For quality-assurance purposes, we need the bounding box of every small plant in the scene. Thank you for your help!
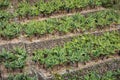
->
[0,48,27,70]
[0,22,21,39]
[8,74,37,80]
[0,11,11,21]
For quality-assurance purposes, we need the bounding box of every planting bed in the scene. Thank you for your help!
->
[0,30,120,80]
[0,0,120,80]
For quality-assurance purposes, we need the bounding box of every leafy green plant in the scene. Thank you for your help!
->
[0,11,11,21]
[0,0,9,8]
[0,48,27,70]
[8,74,37,80]
[16,1,31,17]
[0,22,21,39]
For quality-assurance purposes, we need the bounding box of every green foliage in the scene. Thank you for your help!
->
[81,70,120,80]
[16,1,31,17]
[0,21,21,39]
[8,74,37,80]
[0,48,27,70]
[15,0,115,17]
[87,10,120,27]
[101,0,120,8]
[0,0,9,8]
[1,0,119,20]
[108,0,120,10]
[33,31,120,68]
[0,11,11,21]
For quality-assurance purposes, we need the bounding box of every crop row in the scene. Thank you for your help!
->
[33,31,120,68]
[0,10,120,39]
[4,69,120,80]
[14,0,120,17]
[0,0,118,20]
[54,69,120,80]
[16,0,103,17]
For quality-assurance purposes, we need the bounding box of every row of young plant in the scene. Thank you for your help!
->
[24,10,120,37]
[0,10,120,39]
[6,69,120,80]
[0,48,27,70]
[16,0,103,17]
[33,31,120,68]
[16,0,119,17]
[0,0,118,20]
[54,69,120,80]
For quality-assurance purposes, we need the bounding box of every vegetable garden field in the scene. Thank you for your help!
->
[0,0,120,80]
